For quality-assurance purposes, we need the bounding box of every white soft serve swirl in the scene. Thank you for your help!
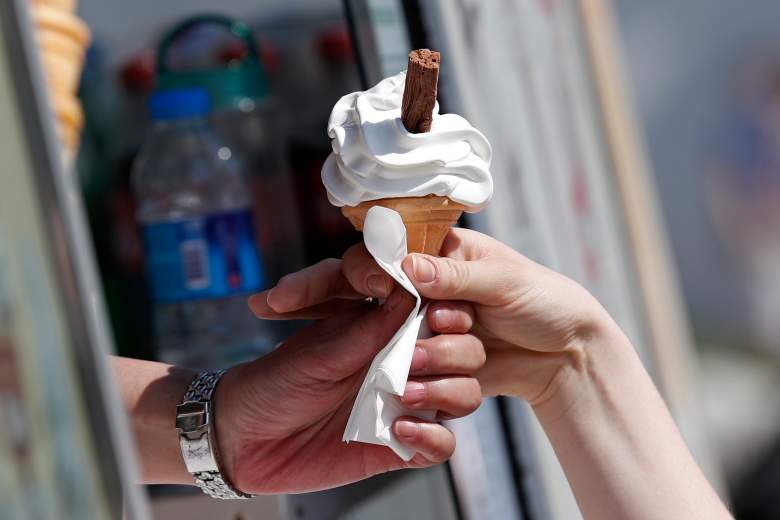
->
[321,71,493,210]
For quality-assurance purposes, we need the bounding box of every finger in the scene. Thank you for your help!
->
[425,301,475,333]
[439,227,489,261]
[410,334,485,376]
[401,376,482,419]
[265,258,363,313]
[394,418,455,465]
[248,290,277,317]
[342,243,395,298]
[249,292,373,320]
[401,252,524,306]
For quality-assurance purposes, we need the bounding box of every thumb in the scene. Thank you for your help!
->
[296,286,417,380]
[402,253,517,305]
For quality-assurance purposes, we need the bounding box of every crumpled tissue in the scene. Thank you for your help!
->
[342,206,435,461]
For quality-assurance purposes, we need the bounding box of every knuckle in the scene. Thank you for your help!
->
[298,278,313,308]
[274,273,304,308]
[474,340,487,370]
[408,453,431,469]
[343,242,365,260]
[343,246,375,290]
[324,259,344,282]
[437,256,456,283]
[436,337,456,371]
[319,257,341,270]
[493,261,526,305]
[445,302,475,332]
[343,244,369,270]
[431,335,484,373]
[448,299,470,316]
[276,272,295,289]
[455,378,482,413]
[442,258,470,296]
[326,265,350,296]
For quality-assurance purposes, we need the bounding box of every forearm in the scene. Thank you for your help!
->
[111,356,197,484]
[532,322,732,520]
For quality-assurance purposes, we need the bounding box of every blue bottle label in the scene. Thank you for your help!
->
[142,209,263,303]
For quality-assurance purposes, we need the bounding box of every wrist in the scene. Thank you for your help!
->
[530,315,634,426]
[113,357,197,484]
[212,363,249,492]
[524,316,730,519]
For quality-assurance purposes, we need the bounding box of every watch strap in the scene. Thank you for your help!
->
[177,370,253,499]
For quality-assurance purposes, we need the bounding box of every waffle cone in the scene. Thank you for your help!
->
[38,46,84,96]
[59,120,81,154]
[51,91,83,129]
[341,196,467,255]
[30,2,89,161]
[31,0,78,13]
[37,27,87,58]
[30,5,90,47]
[50,92,83,157]
[31,6,89,97]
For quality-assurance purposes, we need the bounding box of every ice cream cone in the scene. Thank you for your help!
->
[31,4,89,95]
[31,0,78,13]
[325,53,492,254]
[37,43,83,96]
[59,119,80,153]
[29,1,89,161]
[36,26,85,58]
[49,91,84,156]
[30,2,89,89]
[30,4,89,48]
[341,195,467,255]
[51,91,83,128]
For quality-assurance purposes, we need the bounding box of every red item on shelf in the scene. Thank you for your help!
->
[120,49,155,93]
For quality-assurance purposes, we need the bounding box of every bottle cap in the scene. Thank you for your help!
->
[149,87,210,120]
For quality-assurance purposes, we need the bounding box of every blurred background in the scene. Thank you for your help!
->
[2,0,780,518]
[614,2,780,517]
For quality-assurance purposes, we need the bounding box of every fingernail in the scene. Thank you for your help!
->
[395,421,419,440]
[403,382,426,405]
[366,274,391,297]
[410,347,428,372]
[432,308,453,330]
[412,255,437,283]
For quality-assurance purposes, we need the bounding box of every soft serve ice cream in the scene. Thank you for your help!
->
[322,71,493,210]
[323,48,493,256]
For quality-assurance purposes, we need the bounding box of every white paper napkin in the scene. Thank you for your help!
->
[342,206,436,461]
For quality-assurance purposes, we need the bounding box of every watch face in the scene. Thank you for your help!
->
[175,401,209,433]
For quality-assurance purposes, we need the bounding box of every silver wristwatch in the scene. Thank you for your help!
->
[176,370,253,499]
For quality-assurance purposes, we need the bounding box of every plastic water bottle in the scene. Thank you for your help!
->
[155,14,305,285]
[132,87,274,368]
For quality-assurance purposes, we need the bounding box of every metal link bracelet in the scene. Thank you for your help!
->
[176,370,254,499]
